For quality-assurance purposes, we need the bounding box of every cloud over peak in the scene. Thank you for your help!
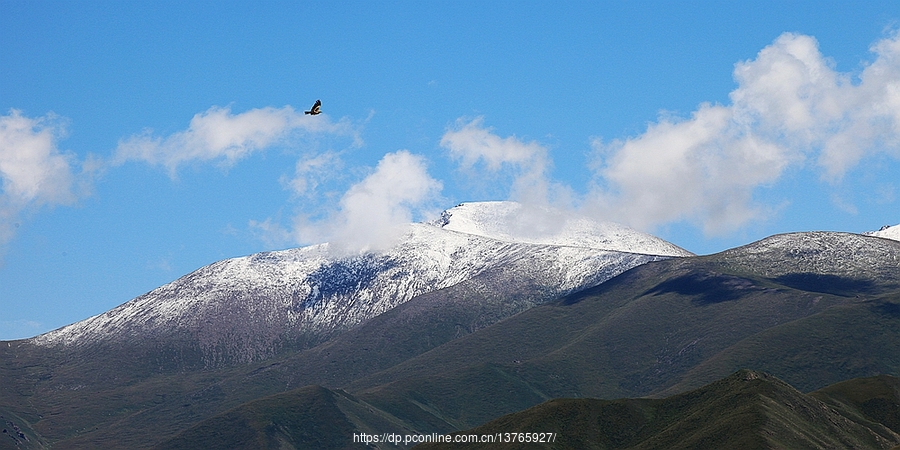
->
[441,117,547,171]
[288,150,443,255]
[441,117,570,208]
[329,150,442,253]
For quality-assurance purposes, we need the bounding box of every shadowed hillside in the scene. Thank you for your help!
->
[151,371,900,450]
[350,233,900,431]
[415,370,900,450]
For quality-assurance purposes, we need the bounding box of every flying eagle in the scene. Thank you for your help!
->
[304,99,322,115]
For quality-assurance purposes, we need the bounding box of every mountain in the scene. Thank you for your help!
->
[414,370,900,450]
[148,370,900,450]
[811,373,900,438]
[29,201,688,369]
[152,385,409,450]
[0,406,46,450]
[0,201,689,448]
[867,223,900,242]
[4,207,900,449]
[343,231,900,432]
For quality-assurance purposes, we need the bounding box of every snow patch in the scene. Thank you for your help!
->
[430,201,693,256]
[717,231,900,279]
[865,224,900,242]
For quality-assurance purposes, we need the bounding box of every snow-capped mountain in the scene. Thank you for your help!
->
[865,223,900,242]
[30,201,690,367]
[716,231,900,280]
[432,201,692,256]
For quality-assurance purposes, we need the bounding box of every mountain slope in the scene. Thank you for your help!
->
[0,201,688,448]
[15,249,676,449]
[153,385,411,450]
[29,202,684,370]
[0,406,46,450]
[415,370,900,450]
[867,223,900,242]
[811,374,900,437]
[150,371,900,450]
[346,232,900,431]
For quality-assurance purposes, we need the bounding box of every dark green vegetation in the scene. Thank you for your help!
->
[154,385,406,450]
[0,406,46,450]
[1,232,900,448]
[416,370,900,450]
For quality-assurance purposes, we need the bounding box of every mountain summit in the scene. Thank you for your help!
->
[866,223,900,242]
[433,201,692,256]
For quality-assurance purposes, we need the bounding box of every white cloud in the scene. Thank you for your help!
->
[589,31,900,234]
[248,216,295,249]
[329,150,442,253]
[441,117,546,170]
[589,103,791,234]
[0,110,90,248]
[875,183,895,204]
[114,105,358,176]
[830,192,859,215]
[112,103,444,254]
[280,150,442,255]
[281,151,343,198]
[441,117,571,208]
[729,31,900,181]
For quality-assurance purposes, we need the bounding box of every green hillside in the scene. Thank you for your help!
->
[154,385,423,450]
[415,370,900,450]
[350,233,900,430]
[0,406,46,450]
[150,371,900,450]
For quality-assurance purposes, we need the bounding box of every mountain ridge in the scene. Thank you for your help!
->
[3,204,900,449]
[413,370,900,450]
[29,202,684,369]
[432,201,692,256]
[338,231,900,434]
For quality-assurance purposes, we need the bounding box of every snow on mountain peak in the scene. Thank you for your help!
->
[28,201,692,364]
[430,201,693,257]
[865,223,900,241]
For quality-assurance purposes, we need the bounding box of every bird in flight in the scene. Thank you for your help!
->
[305,99,322,115]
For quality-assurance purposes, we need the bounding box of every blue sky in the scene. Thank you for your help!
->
[3,1,900,340]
